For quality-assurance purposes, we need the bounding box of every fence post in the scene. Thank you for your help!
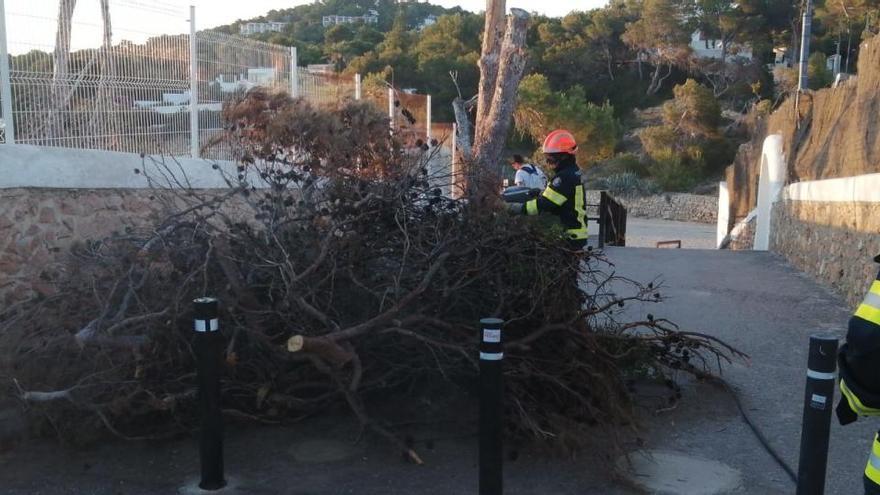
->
[598,191,607,249]
[426,94,432,141]
[798,0,813,92]
[387,87,395,130]
[290,46,299,98]
[479,318,504,495]
[194,297,226,491]
[796,334,838,495]
[188,5,199,159]
[354,73,361,100]
[451,123,458,199]
[0,0,15,144]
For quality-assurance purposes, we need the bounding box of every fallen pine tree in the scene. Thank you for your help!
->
[0,91,743,460]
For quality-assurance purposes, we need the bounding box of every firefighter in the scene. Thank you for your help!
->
[511,130,588,250]
[836,254,880,494]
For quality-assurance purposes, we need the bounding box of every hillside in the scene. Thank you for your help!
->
[726,33,880,222]
[211,0,462,37]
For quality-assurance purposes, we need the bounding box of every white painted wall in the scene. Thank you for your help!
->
[784,173,880,202]
[754,135,785,251]
[690,30,754,61]
[0,144,247,189]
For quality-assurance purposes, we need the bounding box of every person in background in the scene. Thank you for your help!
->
[511,154,547,190]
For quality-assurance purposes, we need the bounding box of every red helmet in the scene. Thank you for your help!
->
[542,129,578,155]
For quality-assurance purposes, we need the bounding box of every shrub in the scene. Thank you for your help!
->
[650,155,704,191]
[596,172,661,196]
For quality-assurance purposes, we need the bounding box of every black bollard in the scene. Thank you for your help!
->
[194,297,226,491]
[479,318,504,495]
[796,334,839,495]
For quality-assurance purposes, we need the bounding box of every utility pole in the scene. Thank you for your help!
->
[798,0,813,91]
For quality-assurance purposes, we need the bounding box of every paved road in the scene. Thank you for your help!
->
[606,247,874,494]
[624,217,717,249]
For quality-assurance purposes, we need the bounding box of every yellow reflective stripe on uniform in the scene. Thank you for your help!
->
[856,303,880,326]
[840,379,880,416]
[541,187,567,206]
[866,434,880,486]
[856,281,880,325]
[566,185,588,240]
[525,199,538,216]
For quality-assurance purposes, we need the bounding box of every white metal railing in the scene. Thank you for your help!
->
[2,0,192,154]
[0,1,432,160]
[196,30,293,160]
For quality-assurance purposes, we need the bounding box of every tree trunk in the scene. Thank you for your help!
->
[647,63,663,95]
[475,0,507,127]
[605,46,615,81]
[472,8,530,190]
[452,2,531,204]
[637,54,643,80]
[646,62,673,95]
[47,0,77,142]
[90,0,115,149]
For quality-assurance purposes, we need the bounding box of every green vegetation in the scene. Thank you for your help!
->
[595,172,662,196]
[807,52,835,89]
[516,74,620,167]
[211,0,879,190]
[639,79,737,191]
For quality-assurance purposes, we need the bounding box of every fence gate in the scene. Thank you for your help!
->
[598,191,627,248]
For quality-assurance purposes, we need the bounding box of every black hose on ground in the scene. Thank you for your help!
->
[713,377,799,484]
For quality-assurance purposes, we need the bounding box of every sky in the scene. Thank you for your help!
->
[4,1,606,54]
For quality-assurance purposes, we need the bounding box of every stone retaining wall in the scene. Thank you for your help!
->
[0,188,160,305]
[728,216,756,251]
[771,200,880,308]
[616,193,718,224]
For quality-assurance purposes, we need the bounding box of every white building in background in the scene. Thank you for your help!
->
[690,30,753,61]
[418,15,437,31]
[306,64,335,75]
[247,68,277,86]
[322,10,379,28]
[240,22,288,36]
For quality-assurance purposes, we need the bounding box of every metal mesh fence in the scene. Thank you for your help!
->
[296,67,356,108]
[4,0,192,154]
[197,31,292,160]
[0,1,435,163]
[395,91,428,147]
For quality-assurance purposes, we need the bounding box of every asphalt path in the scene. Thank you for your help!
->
[606,247,874,494]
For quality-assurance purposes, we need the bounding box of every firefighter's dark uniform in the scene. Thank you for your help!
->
[837,256,880,493]
[522,161,588,249]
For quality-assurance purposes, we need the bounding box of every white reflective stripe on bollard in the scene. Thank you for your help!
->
[807,369,836,380]
[194,319,220,333]
[480,352,503,361]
